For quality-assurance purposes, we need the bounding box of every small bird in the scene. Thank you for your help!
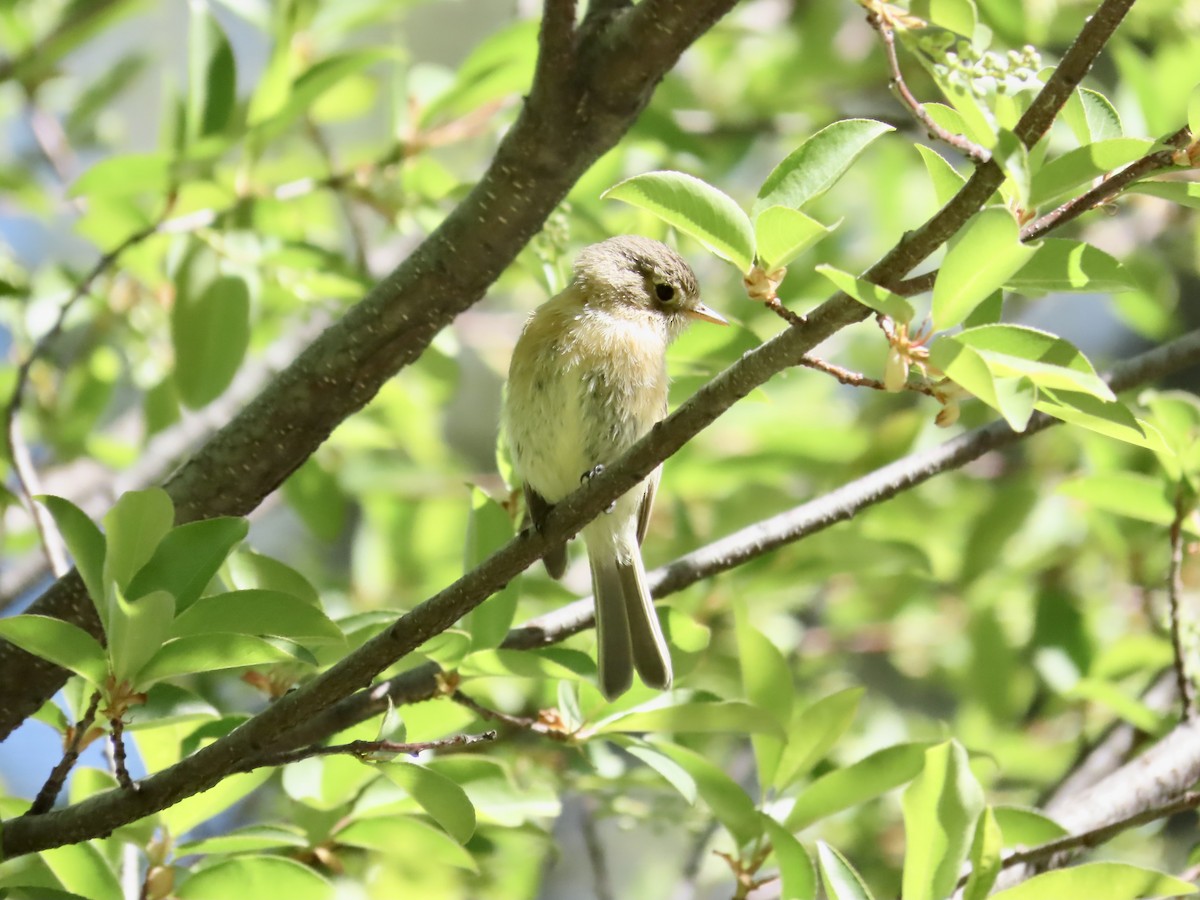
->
[503,236,727,699]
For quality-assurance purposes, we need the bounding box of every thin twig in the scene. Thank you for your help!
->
[110,716,134,790]
[1003,790,1200,870]
[1021,127,1192,242]
[799,354,938,397]
[451,690,575,741]
[889,129,1192,299]
[1168,484,1194,719]
[762,297,807,328]
[953,791,1200,892]
[27,691,101,815]
[869,12,991,164]
[245,730,498,770]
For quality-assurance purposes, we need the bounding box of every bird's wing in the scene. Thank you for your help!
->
[635,466,661,546]
[525,483,567,579]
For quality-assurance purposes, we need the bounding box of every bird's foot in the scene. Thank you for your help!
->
[580,464,616,513]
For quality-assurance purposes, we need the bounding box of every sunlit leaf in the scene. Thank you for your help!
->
[989,862,1196,899]
[932,208,1037,328]
[755,119,894,215]
[0,615,107,686]
[901,740,984,900]
[603,171,755,272]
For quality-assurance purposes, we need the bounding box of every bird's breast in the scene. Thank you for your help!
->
[506,306,669,502]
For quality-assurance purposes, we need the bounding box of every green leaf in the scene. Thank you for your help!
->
[1063,88,1123,144]
[250,48,395,142]
[952,325,1114,401]
[1059,473,1176,526]
[736,604,792,787]
[912,0,977,35]
[624,740,698,803]
[1036,390,1163,452]
[108,588,176,684]
[595,699,781,736]
[186,8,237,139]
[283,457,349,542]
[1069,678,1166,732]
[1030,138,1153,207]
[378,762,477,844]
[126,517,248,607]
[933,325,1117,430]
[69,152,173,199]
[773,687,865,791]
[989,862,1197,900]
[176,824,310,856]
[817,841,877,900]
[901,740,984,900]
[1131,181,1200,210]
[177,856,332,900]
[755,119,894,215]
[37,495,105,606]
[1143,390,1200,458]
[602,171,755,272]
[651,741,761,846]
[463,488,518,649]
[994,131,1032,209]
[754,206,833,270]
[103,488,175,594]
[227,550,320,605]
[173,275,252,409]
[929,339,1035,431]
[39,843,122,900]
[932,208,1037,328]
[334,815,477,872]
[1007,240,1133,293]
[135,633,304,687]
[786,742,930,831]
[169,589,343,646]
[764,816,817,900]
[161,767,273,838]
[915,144,967,207]
[1188,82,1200,146]
[964,807,1003,900]
[816,266,915,323]
[0,615,107,686]
[991,806,1068,846]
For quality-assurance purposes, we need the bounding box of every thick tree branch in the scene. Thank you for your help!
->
[0,0,740,739]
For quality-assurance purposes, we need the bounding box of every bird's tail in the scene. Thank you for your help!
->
[590,548,672,700]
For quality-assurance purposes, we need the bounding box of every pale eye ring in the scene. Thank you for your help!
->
[654,282,676,303]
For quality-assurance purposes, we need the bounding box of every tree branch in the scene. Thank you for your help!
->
[1168,485,1194,719]
[264,327,1200,759]
[0,0,740,740]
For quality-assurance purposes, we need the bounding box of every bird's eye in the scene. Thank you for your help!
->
[654,282,676,303]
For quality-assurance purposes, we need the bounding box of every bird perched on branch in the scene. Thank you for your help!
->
[504,235,727,698]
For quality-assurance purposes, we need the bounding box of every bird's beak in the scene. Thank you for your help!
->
[686,302,729,325]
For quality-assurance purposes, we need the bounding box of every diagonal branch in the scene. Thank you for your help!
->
[242,327,1200,763]
[0,0,741,740]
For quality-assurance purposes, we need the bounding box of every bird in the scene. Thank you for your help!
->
[503,235,727,699]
